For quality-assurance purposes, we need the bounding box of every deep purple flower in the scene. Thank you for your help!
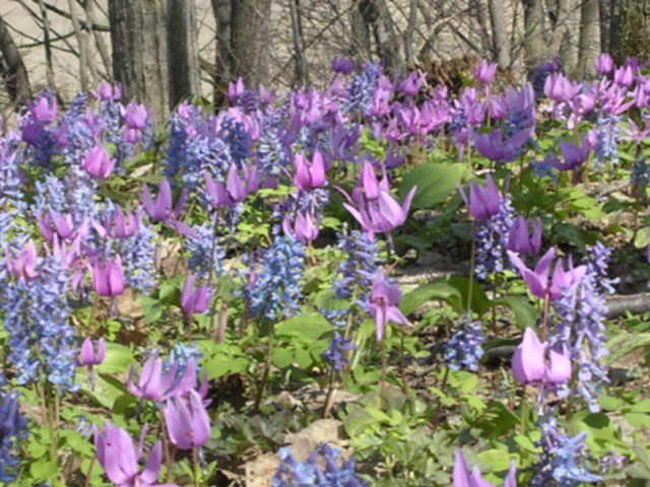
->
[399,70,426,96]
[6,240,39,281]
[163,389,211,450]
[507,216,542,255]
[142,179,186,223]
[77,337,106,366]
[37,211,77,242]
[340,162,416,236]
[30,96,58,124]
[613,65,634,87]
[124,103,148,130]
[508,248,586,301]
[472,129,530,162]
[475,60,498,84]
[283,213,319,244]
[461,174,501,221]
[104,205,140,239]
[544,73,580,102]
[332,56,355,75]
[368,269,409,341]
[94,82,122,101]
[454,449,517,487]
[94,422,178,487]
[294,151,327,191]
[558,139,589,170]
[595,54,614,75]
[205,164,259,208]
[127,354,197,402]
[82,144,115,179]
[228,77,245,102]
[91,257,126,297]
[512,328,572,386]
[181,274,211,316]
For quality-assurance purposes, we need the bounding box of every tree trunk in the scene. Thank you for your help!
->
[108,0,169,121]
[358,0,403,74]
[577,0,600,77]
[549,0,579,73]
[167,0,200,107]
[289,0,308,87]
[522,0,548,71]
[210,0,232,106]
[0,14,32,103]
[229,0,273,88]
[488,0,511,67]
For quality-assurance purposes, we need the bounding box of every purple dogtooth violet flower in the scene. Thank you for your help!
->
[340,162,417,236]
[103,205,141,239]
[460,173,501,221]
[94,422,179,487]
[142,178,187,223]
[82,144,116,179]
[77,337,106,366]
[544,73,581,103]
[398,70,426,96]
[163,389,211,450]
[613,65,634,87]
[454,449,517,487]
[512,328,572,386]
[595,53,615,75]
[6,240,39,281]
[124,102,148,130]
[294,151,327,191]
[38,210,77,242]
[507,216,542,256]
[331,56,355,74]
[94,82,122,101]
[472,129,530,163]
[181,274,211,316]
[283,213,319,244]
[92,256,126,297]
[127,353,197,402]
[30,96,58,124]
[508,248,587,301]
[228,77,246,102]
[205,164,259,208]
[368,268,410,341]
[558,139,590,170]
[475,59,498,84]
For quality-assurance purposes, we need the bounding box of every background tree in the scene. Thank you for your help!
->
[0,14,31,104]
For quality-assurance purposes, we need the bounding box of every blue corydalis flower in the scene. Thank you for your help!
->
[0,391,29,483]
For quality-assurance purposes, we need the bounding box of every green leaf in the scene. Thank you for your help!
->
[96,343,135,375]
[400,163,465,208]
[492,296,538,329]
[275,313,331,341]
[30,458,59,481]
[634,227,650,249]
[271,348,293,369]
[401,282,461,315]
[605,332,650,365]
[477,449,511,472]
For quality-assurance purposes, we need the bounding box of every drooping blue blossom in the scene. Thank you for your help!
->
[247,234,306,321]
[529,60,562,99]
[186,224,225,278]
[320,308,348,329]
[533,415,601,487]
[344,62,382,116]
[333,228,380,300]
[574,243,617,412]
[593,114,621,167]
[219,116,252,165]
[323,332,355,372]
[475,196,514,280]
[0,134,26,246]
[167,342,203,377]
[2,251,78,390]
[444,316,485,371]
[0,391,29,483]
[58,92,95,167]
[257,108,291,177]
[120,222,157,294]
[272,443,367,487]
[631,158,650,187]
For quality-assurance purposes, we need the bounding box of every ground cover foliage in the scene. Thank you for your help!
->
[0,55,649,486]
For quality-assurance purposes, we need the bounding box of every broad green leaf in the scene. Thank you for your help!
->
[400,163,465,208]
[493,296,538,329]
[275,313,331,341]
[605,332,650,365]
[96,343,134,374]
[401,282,461,315]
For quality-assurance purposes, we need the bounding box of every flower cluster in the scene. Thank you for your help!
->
[444,316,485,372]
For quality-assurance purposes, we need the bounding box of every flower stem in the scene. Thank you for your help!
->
[193,448,201,487]
[254,323,274,411]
